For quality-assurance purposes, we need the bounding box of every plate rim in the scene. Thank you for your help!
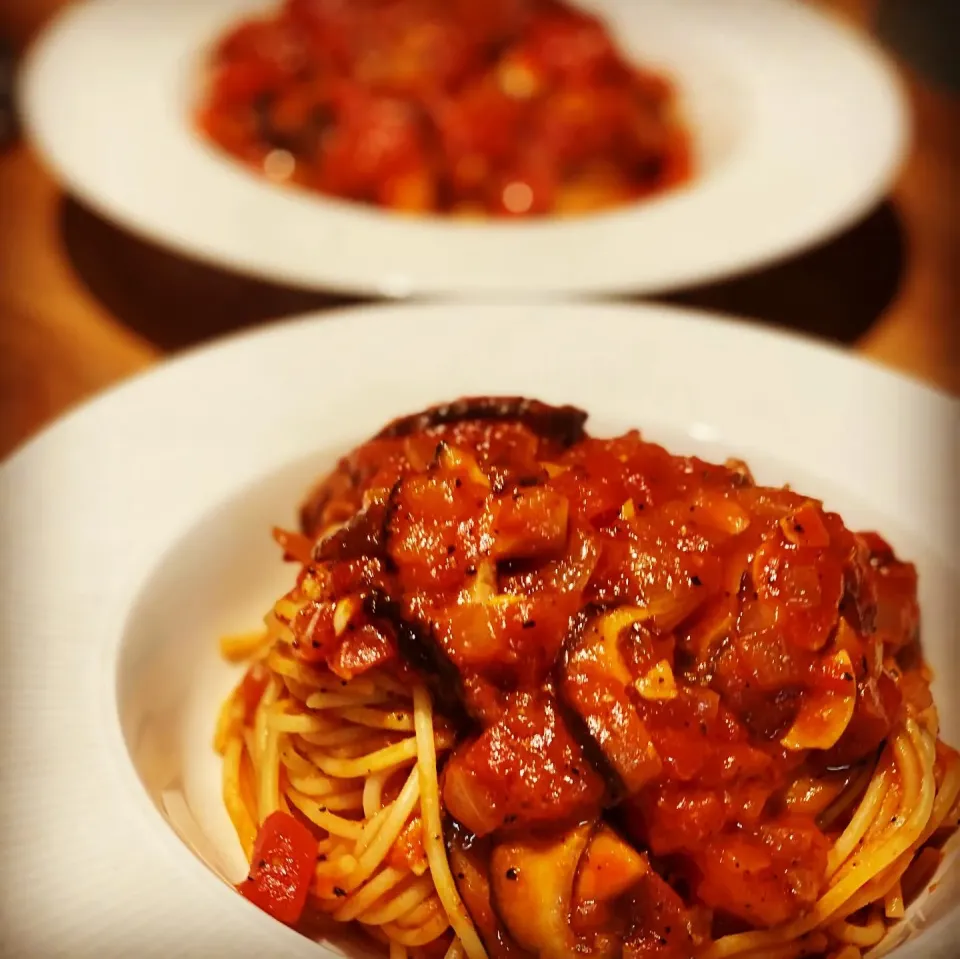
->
[3,298,954,471]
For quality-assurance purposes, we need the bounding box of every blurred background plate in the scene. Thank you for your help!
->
[19,0,908,297]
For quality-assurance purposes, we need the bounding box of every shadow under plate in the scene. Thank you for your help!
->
[59,197,905,353]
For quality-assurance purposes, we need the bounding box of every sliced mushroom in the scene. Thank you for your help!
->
[572,825,649,928]
[557,608,662,800]
[376,397,588,449]
[446,822,536,959]
[489,823,617,959]
[781,649,857,751]
[486,487,570,562]
[362,588,469,726]
[314,497,391,562]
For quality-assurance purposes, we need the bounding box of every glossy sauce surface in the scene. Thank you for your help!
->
[271,399,934,956]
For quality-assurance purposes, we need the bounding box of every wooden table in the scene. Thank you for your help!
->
[1,0,956,459]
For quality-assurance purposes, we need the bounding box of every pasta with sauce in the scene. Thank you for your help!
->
[215,397,959,959]
[196,0,691,217]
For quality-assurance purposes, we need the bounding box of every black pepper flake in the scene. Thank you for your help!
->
[794,523,805,534]
[890,816,898,824]
[571,766,580,776]
[466,565,477,576]
[841,672,854,682]
[690,575,703,587]
[861,655,868,671]
[454,478,462,488]
[664,926,672,935]
[258,859,267,869]
[637,503,645,510]
[503,814,518,824]
[292,639,300,648]
[318,806,327,812]
[333,887,347,897]
[317,853,327,862]
[505,868,520,881]
[656,936,667,946]
[447,544,456,555]
[311,639,320,648]
[522,620,536,629]
[456,872,465,880]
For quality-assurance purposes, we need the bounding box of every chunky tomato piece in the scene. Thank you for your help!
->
[318,92,427,199]
[588,513,723,626]
[442,692,605,835]
[290,599,337,662]
[693,816,828,928]
[387,471,488,593]
[752,534,844,651]
[432,591,575,688]
[328,624,396,678]
[239,811,318,925]
[486,487,570,560]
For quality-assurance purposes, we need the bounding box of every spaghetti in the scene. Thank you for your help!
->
[215,397,959,959]
[215,631,484,959]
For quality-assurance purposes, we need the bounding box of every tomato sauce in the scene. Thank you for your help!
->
[196,0,691,217]
[264,397,943,957]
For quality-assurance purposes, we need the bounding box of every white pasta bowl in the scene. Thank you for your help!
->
[0,301,956,957]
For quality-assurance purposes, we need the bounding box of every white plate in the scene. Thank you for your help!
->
[1,301,957,958]
[20,0,907,297]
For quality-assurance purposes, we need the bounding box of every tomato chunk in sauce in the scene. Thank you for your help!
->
[239,811,318,925]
